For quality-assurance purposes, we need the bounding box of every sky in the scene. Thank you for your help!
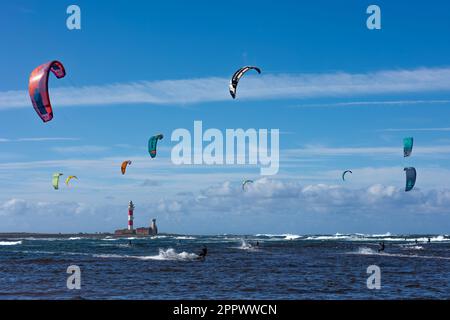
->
[1,0,450,235]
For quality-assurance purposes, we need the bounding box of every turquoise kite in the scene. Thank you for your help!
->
[148,134,164,158]
[403,137,414,157]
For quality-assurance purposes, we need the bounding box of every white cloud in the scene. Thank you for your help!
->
[0,198,93,217]
[2,179,450,234]
[0,137,79,143]
[51,145,110,154]
[155,179,450,217]
[17,137,80,142]
[0,199,30,216]
[3,67,450,109]
[380,127,450,132]
[286,145,450,157]
[294,100,450,108]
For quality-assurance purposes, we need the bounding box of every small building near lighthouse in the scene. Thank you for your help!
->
[114,201,158,237]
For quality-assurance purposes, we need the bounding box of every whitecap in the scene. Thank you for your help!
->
[0,241,22,246]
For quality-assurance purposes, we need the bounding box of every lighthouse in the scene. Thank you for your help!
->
[128,200,135,231]
[115,201,159,236]
[150,218,158,236]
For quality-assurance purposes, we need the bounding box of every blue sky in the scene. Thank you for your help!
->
[1,0,450,234]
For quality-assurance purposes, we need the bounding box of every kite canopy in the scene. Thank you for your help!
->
[28,61,66,122]
[52,173,63,190]
[404,167,416,192]
[229,66,261,99]
[242,179,254,191]
[65,175,78,186]
[148,134,164,158]
[403,137,414,157]
[342,170,352,181]
[121,160,132,175]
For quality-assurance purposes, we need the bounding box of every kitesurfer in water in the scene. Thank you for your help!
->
[255,241,260,247]
[378,241,385,252]
[198,246,208,260]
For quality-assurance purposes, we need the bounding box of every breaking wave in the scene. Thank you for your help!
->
[101,237,118,241]
[255,233,301,240]
[356,247,378,255]
[302,234,449,243]
[236,239,258,251]
[350,247,450,260]
[94,248,199,261]
[0,241,22,246]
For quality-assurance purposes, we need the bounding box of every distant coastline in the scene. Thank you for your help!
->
[0,232,113,239]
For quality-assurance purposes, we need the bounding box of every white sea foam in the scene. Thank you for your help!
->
[255,233,301,240]
[301,233,449,243]
[284,234,301,240]
[371,232,392,237]
[150,235,168,239]
[174,236,196,240]
[305,235,352,241]
[415,235,447,242]
[94,248,199,261]
[235,240,261,251]
[0,241,22,246]
[356,247,378,255]
[139,248,199,261]
[239,240,253,250]
[94,253,125,259]
[350,247,450,260]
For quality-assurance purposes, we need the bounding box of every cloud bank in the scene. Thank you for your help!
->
[2,179,450,233]
[2,67,450,109]
[154,179,450,216]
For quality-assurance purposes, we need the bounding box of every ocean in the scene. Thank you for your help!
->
[0,233,449,300]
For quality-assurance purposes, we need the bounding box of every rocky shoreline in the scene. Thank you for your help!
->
[0,232,113,239]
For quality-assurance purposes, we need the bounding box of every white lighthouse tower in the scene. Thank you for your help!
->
[128,200,135,232]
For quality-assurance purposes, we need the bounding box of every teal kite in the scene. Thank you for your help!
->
[403,137,414,157]
[404,167,416,192]
[148,134,164,158]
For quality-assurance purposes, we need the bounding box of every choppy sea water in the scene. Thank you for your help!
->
[0,233,449,299]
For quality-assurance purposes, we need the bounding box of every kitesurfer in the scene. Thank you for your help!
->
[198,246,208,260]
[378,241,385,252]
